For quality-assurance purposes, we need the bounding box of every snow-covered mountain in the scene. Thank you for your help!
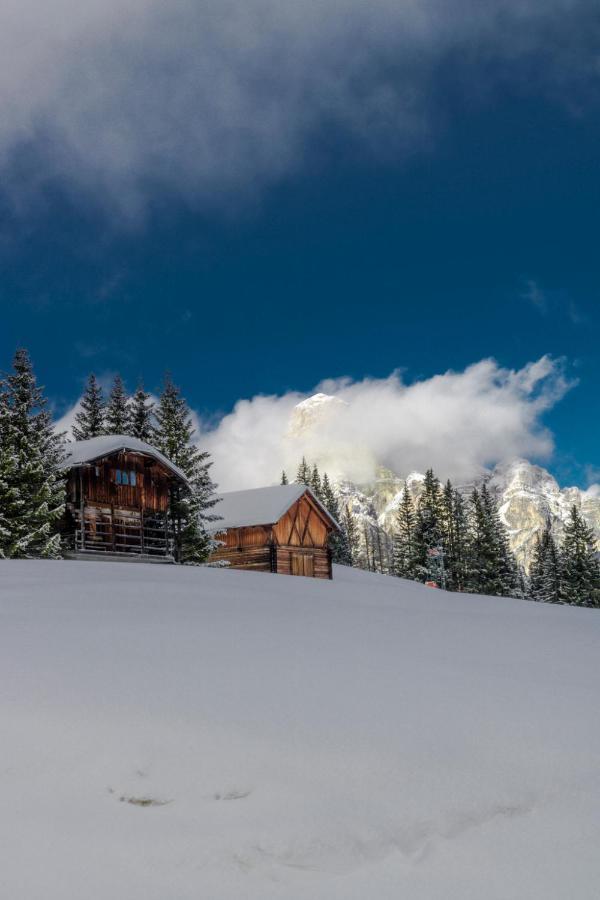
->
[289,394,600,571]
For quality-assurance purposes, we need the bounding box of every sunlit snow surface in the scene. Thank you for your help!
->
[1,561,599,899]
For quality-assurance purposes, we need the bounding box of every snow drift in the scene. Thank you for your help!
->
[0,560,598,899]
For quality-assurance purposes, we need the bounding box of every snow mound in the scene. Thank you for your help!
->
[1,560,599,899]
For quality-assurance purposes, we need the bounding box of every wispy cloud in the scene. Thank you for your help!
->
[521,279,548,314]
[521,278,586,325]
[0,1,598,220]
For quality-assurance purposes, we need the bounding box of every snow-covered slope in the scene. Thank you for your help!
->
[1,560,599,899]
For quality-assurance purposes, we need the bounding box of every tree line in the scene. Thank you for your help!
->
[286,459,600,607]
[0,350,218,562]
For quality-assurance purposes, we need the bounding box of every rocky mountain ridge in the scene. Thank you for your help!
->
[288,394,600,571]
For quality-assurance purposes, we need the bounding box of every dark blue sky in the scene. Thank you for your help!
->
[0,28,599,487]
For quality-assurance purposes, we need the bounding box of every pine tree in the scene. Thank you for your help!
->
[560,505,600,607]
[321,472,352,565]
[0,349,65,558]
[465,485,517,597]
[530,521,561,604]
[0,382,18,557]
[439,480,456,589]
[280,470,288,485]
[481,484,518,596]
[72,374,105,440]
[105,374,130,435]
[154,375,219,563]
[415,469,443,582]
[392,488,420,580]
[129,382,155,442]
[295,457,311,485]
[465,487,492,594]
[310,464,323,500]
[340,503,360,566]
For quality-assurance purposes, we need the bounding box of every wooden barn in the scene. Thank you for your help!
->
[209,484,340,578]
[61,435,189,560]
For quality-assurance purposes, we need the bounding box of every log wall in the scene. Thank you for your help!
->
[67,451,171,513]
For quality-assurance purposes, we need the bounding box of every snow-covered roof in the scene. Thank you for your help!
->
[212,484,339,533]
[61,435,189,484]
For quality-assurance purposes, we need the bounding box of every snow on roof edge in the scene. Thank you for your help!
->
[60,435,189,485]
[211,484,340,533]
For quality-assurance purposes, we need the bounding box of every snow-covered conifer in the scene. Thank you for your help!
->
[0,349,65,558]
[129,382,155,442]
[310,464,323,500]
[392,488,420,580]
[530,521,561,603]
[321,472,352,565]
[72,374,105,440]
[105,375,130,435]
[280,470,288,485]
[154,375,219,563]
[295,457,311,485]
[340,503,360,567]
[560,505,600,607]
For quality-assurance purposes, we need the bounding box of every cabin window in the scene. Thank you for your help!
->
[114,468,137,486]
[95,466,100,477]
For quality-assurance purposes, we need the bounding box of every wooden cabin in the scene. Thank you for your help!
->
[61,435,189,560]
[209,484,340,578]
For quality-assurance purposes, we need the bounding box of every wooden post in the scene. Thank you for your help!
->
[78,469,85,551]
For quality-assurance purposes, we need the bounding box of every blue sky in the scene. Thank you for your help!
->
[0,0,598,488]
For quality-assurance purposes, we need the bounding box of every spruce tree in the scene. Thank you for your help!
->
[448,488,468,591]
[105,374,130,435]
[466,485,517,597]
[295,457,311,485]
[465,487,492,594]
[560,505,600,607]
[154,375,219,563]
[321,472,352,565]
[0,349,65,558]
[415,469,443,581]
[439,480,457,590]
[529,523,561,604]
[310,464,323,500]
[0,382,18,557]
[339,503,360,566]
[481,484,518,596]
[129,382,155,442]
[280,470,288,485]
[72,374,105,440]
[393,488,420,580]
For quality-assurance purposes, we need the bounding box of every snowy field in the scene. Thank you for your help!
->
[1,560,599,900]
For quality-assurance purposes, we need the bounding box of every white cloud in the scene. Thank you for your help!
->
[0,0,597,218]
[54,356,573,488]
[199,356,572,489]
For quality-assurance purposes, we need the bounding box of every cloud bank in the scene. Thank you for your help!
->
[2,0,599,217]
[201,356,572,489]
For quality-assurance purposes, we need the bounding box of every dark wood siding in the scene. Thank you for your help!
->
[64,450,180,557]
[66,451,171,512]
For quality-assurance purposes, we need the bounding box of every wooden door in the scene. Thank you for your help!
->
[291,553,315,577]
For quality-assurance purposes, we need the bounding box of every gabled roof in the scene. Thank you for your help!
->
[212,484,340,533]
[61,435,189,484]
